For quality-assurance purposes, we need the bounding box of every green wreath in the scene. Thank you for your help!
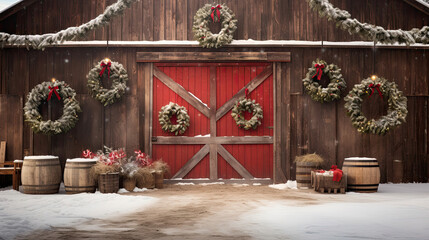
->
[87,59,128,106]
[158,102,190,135]
[231,98,263,130]
[192,3,237,48]
[302,59,347,103]
[24,80,81,135]
[344,76,408,136]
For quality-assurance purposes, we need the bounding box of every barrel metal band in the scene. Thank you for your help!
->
[344,160,378,162]
[342,165,379,167]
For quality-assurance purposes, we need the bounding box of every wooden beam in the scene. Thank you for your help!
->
[217,145,253,180]
[153,136,273,145]
[209,66,218,180]
[172,144,210,179]
[403,0,429,16]
[216,65,273,121]
[0,0,38,22]
[143,63,153,155]
[137,52,291,62]
[153,66,211,118]
[273,63,288,183]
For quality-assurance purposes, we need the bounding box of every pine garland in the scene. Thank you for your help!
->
[87,59,128,106]
[24,81,81,135]
[344,76,408,136]
[307,0,429,45]
[0,0,138,50]
[231,98,263,130]
[158,102,190,135]
[302,59,346,103]
[192,3,238,48]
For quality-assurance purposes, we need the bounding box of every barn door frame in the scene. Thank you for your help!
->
[137,51,290,183]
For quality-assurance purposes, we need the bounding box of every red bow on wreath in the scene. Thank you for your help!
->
[99,61,111,79]
[47,86,61,101]
[211,5,222,22]
[312,64,325,81]
[368,83,383,98]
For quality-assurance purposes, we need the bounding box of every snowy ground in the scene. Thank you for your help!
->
[0,185,157,240]
[1,182,428,239]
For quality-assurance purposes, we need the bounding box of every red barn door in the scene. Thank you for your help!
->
[152,63,273,181]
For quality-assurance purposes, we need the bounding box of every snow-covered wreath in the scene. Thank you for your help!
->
[344,76,408,136]
[24,81,81,135]
[231,98,263,130]
[192,3,237,48]
[302,59,347,103]
[87,59,128,106]
[158,102,190,135]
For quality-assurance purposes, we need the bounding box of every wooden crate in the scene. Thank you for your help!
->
[311,171,347,194]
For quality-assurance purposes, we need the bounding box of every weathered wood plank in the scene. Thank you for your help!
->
[153,136,273,145]
[274,63,288,183]
[137,52,291,62]
[217,145,253,179]
[209,66,217,180]
[172,144,210,179]
[143,63,153,155]
[216,65,273,121]
[153,66,211,118]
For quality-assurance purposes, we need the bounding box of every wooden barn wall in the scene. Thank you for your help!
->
[0,47,428,184]
[0,0,427,42]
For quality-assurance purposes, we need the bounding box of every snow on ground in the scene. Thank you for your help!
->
[1,183,429,239]
[269,180,298,190]
[235,183,429,240]
[0,185,157,240]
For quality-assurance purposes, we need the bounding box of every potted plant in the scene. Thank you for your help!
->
[133,151,170,189]
[294,153,324,189]
[120,159,139,192]
[88,146,124,193]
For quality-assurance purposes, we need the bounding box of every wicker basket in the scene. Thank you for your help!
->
[136,170,155,189]
[98,173,119,193]
[123,177,136,192]
[155,170,164,189]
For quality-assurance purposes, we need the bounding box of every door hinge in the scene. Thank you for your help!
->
[152,137,157,142]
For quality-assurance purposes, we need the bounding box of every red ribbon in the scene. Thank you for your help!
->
[99,61,111,78]
[245,88,249,97]
[211,5,222,22]
[47,86,61,101]
[369,83,383,98]
[330,165,343,182]
[312,64,325,81]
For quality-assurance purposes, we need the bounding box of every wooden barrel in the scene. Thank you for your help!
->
[296,162,319,189]
[64,158,97,194]
[392,160,403,183]
[21,156,62,194]
[343,157,380,193]
[98,173,119,193]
